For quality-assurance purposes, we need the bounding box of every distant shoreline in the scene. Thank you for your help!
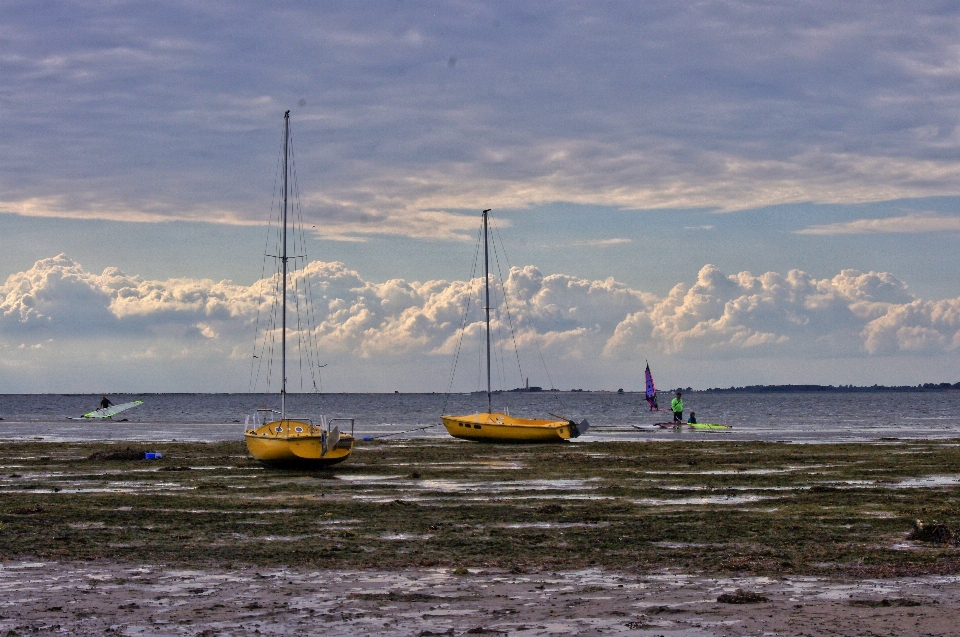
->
[700,382,960,393]
[2,383,960,395]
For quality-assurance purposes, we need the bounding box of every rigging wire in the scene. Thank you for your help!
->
[493,304,509,395]
[289,133,306,388]
[265,257,282,391]
[440,220,484,416]
[258,180,285,393]
[293,271,305,392]
[249,132,285,393]
[289,125,326,394]
[286,132,308,393]
[488,287,507,397]
[249,115,332,399]
[491,216,567,416]
[361,422,443,441]
[266,165,286,394]
[443,211,559,417]
[492,220,556,391]
[489,223,525,388]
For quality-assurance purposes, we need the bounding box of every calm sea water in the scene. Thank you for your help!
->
[0,391,958,444]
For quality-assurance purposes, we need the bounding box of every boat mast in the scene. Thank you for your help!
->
[281,110,290,420]
[483,209,492,414]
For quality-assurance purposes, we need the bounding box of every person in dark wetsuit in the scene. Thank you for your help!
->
[687,412,697,424]
[99,396,113,410]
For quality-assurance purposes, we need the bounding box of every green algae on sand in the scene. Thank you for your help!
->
[1,439,960,577]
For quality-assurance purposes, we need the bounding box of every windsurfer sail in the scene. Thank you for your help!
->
[645,361,659,411]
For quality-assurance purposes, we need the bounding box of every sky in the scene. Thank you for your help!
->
[3,1,960,392]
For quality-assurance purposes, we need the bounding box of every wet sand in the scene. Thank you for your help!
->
[2,561,959,636]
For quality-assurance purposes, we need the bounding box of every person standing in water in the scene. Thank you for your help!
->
[99,396,113,410]
[671,391,684,423]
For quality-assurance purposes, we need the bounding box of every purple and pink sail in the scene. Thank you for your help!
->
[645,362,659,410]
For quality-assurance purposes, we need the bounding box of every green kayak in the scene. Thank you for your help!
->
[688,422,731,430]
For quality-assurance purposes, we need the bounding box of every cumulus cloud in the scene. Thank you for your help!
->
[4,255,960,390]
[795,212,960,235]
[3,3,960,239]
[0,254,256,340]
[603,266,923,359]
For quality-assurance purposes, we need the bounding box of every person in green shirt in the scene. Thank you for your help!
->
[671,391,684,423]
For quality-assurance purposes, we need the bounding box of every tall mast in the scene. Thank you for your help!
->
[281,110,290,420]
[483,209,492,414]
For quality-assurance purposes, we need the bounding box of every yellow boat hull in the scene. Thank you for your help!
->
[441,412,579,443]
[244,419,354,467]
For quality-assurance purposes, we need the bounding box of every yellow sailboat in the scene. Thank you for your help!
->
[441,412,585,443]
[440,210,589,443]
[245,410,354,466]
[244,110,354,467]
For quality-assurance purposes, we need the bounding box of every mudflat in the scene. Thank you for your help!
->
[3,561,960,636]
[2,438,960,634]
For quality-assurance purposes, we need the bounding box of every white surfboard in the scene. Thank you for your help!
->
[68,400,144,420]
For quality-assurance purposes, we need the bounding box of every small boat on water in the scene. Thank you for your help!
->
[243,111,355,467]
[440,209,588,443]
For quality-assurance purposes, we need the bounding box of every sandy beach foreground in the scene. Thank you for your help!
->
[2,561,959,636]
[2,438,960,634]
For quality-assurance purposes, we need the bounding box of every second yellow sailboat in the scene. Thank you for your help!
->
[440,210,589,443]
[441,412,585,443]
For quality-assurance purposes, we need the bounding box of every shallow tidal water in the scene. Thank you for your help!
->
[0,390,957,443]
